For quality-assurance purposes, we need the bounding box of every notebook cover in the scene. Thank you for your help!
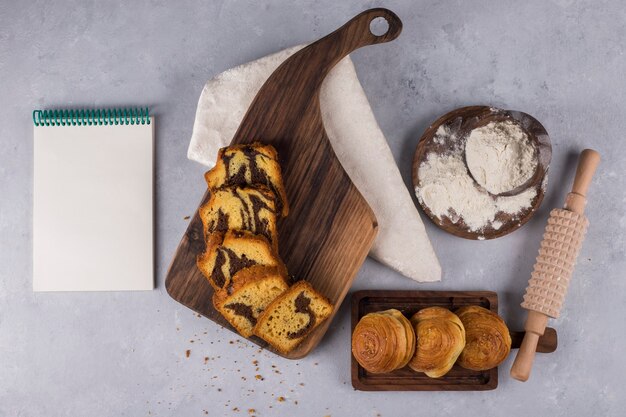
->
[33,112,154,291]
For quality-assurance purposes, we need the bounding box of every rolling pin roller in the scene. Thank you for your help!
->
[510,149,600,382]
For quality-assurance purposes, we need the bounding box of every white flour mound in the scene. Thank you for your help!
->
[465,121,537,195]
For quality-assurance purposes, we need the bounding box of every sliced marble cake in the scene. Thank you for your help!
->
[204,142,289,217]
[213,265,289,337]
[196,230,286,293]
[199,185,279,251]
[253,281,333,354]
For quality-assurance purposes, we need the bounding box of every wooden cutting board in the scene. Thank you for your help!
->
[351,291,557,391]
[165,9,403,359]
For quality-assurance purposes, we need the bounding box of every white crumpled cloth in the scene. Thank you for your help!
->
[188,45,441,283]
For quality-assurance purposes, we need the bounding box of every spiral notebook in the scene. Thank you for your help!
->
[33,108,154,291]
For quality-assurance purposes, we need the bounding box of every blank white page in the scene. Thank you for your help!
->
[33,119,154,291]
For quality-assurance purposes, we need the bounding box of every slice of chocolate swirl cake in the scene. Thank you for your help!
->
[197,230,286,292]
[204,142,289,217]
[197,142,335,352]
[253,281,333,354]
[213,265,289,338]
[199,185,279,251]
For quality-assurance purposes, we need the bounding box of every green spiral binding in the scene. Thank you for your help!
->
[32,108,150,127]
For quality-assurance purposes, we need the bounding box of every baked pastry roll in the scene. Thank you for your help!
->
[351,309,416,373]
[455,306,511,371]
[196,230,286,292]
[408,307,465,378]
[253,281,333,354]
[199,185,279,250]
[204,142,289,217]
[213,265,289,338]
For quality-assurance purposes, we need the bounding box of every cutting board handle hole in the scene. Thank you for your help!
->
[369,16,389,37]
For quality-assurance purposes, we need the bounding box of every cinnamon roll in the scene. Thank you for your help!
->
[455,306,511,371]
[408,307,465,378]
[352,309,416,373]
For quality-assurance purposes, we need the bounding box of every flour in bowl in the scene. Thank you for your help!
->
[465,121,537,195]
[415,121,538,233]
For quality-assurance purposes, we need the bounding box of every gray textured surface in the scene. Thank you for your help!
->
[1,0,624,415]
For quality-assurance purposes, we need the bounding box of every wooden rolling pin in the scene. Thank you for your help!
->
[510,149,600,382]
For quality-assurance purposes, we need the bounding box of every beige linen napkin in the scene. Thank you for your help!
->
[188,45,441,282]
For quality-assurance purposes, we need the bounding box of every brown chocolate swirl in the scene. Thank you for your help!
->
[287,292,316,340]
[210,247,256,290]
[224,302,257,326]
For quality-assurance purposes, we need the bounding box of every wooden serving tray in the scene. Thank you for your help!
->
[351,291,557,391]
[165,9,403,359]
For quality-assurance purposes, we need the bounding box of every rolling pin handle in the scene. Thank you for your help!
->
[565,149,600,214]
[510,311,549,382]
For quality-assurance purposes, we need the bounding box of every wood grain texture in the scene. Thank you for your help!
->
[511,327,557,354]
[412,106,552,240]
[350,290,557,391]
[165,9,403,359]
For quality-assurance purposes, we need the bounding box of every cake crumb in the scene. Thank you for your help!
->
[277,396,286,402]
[184,215,190,220]
[248,409,255,414]
[255,375,264,380]
[185,350,191,358]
